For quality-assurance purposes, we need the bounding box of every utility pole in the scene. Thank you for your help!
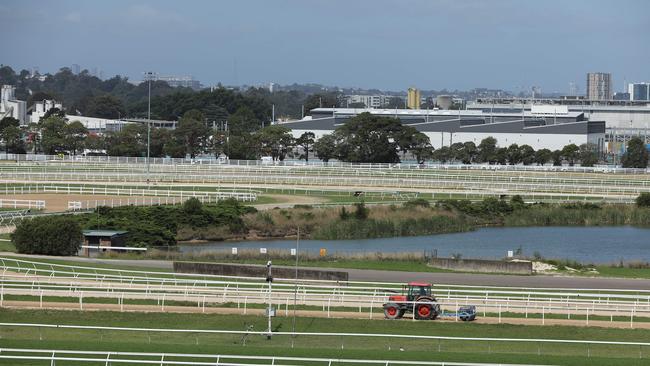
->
[266,260,273,340]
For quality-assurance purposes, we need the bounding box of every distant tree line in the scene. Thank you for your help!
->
[0,66,344,121]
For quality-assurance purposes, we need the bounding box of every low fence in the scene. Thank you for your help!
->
[0,199,45,210]
[428,258,533,275]
[0,324,648,361]
[0,347,555,366]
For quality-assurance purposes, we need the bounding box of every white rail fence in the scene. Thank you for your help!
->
[3,257,650,303]
[0,281,647,327]
[0,185,257,202]
[2,259,650,324]
[67,195,250,211]
[1,152,648,174]
[0,199,45,209]
[0,348,555,366]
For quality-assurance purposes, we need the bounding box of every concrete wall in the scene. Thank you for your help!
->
[174,261,349,282]
[428,258,532,275]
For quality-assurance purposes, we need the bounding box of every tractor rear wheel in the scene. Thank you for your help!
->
[384,303,402,319]
[415,303,434,320]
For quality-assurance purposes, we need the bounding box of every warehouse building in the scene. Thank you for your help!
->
[282,107,606,152]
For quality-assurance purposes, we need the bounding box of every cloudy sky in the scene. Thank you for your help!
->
[1,0,648,93]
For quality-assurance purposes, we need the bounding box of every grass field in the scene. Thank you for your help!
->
[0,309,648,365]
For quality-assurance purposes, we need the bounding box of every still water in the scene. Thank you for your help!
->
[179,226,650,264]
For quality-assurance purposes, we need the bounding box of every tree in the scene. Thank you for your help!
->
[494,147,508,165]
[519,145,535,165]
[227,107,261,134]
[208,130,227,158]
[255,125,294,161]
[304,93,341,114]
[621,137,649,168]
[63,120,88,155]
[149,127,172,158]
[105,124,146,157]
[551,150,563,166]
[407,133,434,163]
[450,142,466,163]
[579,143,599,167]
[431,146,452,163]
[561,144,580,166]
[314,134,336,162]
[332,113,415,163]
[296,131,315,162]
[0,116,19,132]
[84,133,105,152]
[225,133,258,160]
[477,137,497,164]
[174,110,210,158]
[86,95,126,119]
[41,107,66,121]
[506,144,522,165]
[40,116,67,154]
[462,141,478,164]
[12,216,83,256]
[534,148,552,166]
[0,125,25,153]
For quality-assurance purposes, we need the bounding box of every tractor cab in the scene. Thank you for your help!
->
[406,282,432,301]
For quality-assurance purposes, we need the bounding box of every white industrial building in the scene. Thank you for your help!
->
[30,99,63,123]
[0,85,27,124]
[467,98,650,129]
[282,107,606,152]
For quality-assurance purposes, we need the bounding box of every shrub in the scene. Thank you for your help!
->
[183,197,203,214]
[403,198,430,208]
[510,195,525,208]
[339,207,350,220]
[636,193,650,207]
[12,215,83,255]
[354,202,369,220]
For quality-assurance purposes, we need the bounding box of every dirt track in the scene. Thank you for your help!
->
[0,194,157,212]
[2,301,646,329]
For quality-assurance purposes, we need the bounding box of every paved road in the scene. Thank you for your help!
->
[4,254,650,290]
[336,268,650,290]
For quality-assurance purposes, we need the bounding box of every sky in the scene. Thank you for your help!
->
[0,0,648,93]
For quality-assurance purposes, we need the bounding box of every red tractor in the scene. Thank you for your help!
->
[383,282,441,320]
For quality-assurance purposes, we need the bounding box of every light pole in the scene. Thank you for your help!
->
[292,227,299,338]
[145,71,154,182]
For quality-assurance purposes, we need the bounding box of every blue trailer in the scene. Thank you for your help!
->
[440,305,477,321]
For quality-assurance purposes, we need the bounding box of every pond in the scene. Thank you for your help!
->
[179,226,650,264]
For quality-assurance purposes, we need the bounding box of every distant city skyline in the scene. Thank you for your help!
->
[1,0,648,93]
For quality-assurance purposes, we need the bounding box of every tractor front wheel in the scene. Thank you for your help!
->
[384,303,402,319]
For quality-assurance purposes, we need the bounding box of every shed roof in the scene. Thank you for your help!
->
[83,230,128,237]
